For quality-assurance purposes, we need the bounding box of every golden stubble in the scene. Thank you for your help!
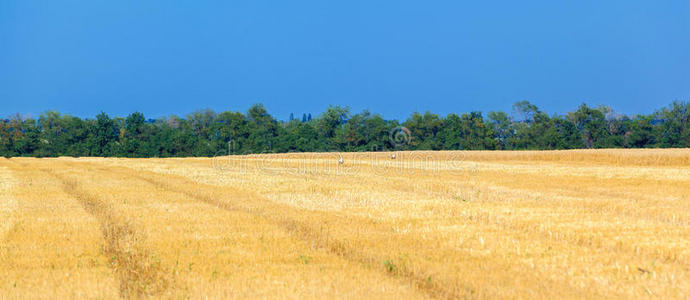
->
[0,160,119,299]
[0,165,18,242]
[1,149,689,299]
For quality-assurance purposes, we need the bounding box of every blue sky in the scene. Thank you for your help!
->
[1,1,688,120]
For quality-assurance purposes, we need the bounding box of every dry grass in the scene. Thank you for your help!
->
[0,166,18,252]
[0,160,119,298]
[1,149,689,299]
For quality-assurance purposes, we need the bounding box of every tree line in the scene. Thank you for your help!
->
[1,101,688,158]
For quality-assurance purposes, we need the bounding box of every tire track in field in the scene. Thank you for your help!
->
[92,160,690,298]
[98,165,463,300]
[39,166,170,298]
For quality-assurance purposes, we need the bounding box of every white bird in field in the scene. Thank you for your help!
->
[338,156,344,164]
[391,153,397,160]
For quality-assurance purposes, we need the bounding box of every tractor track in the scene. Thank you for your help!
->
[38,164,170,298]
[89,163,466,300]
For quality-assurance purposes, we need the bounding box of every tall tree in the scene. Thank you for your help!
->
[568,103,610,148]
[88,112,119,156]
[403,111,442,150]
[628,115,656,148]
[656,101,689,147]
[487,111,513,149]
[246,104,280,152]
[316,106,349,150]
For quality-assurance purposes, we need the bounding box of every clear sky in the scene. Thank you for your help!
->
[1,1,688,120]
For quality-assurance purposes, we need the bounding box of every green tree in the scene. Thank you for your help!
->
[120,112,147,157]
[568,103,610,148]
[656,101,689,147]
[512,100,539,123]
[13,116,41,156]
[627,115,656,148]
[88,112,119,156]
[487,111,512,149]
[403,111,442,150]
[246,104,280,153]
[214,111,249,154]
[316,106,349,150]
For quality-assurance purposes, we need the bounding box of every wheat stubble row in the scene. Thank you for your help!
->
[84,149,690,299]
[0,160,119,298]
[0,158,426,298]
[1,149,688,299]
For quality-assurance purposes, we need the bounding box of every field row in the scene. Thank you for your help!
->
[1,149,688,298]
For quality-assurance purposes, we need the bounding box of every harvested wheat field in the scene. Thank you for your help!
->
[0,149,689,299]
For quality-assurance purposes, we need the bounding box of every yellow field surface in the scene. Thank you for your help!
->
[0,149,688,299]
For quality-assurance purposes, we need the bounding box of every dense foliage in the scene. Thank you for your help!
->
[1,101,688,157]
